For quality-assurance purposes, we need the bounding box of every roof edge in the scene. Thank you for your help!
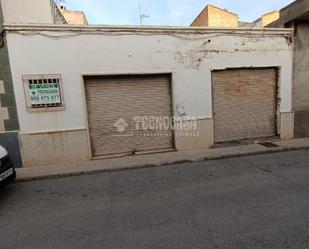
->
[278,0,309,25]
[207,4,239,17]
[190,5,209,26]
[3,23,293,35]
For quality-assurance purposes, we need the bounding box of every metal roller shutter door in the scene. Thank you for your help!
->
[85,74,174,157]
[212,68,277,143]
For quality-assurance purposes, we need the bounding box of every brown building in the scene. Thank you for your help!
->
[269,0,309,138]
[191,4,278,29]
[59,5,88,25]
[252,11,280,28]
[191,4,238,28]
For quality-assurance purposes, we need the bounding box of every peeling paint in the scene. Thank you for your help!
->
[175,104,186,117]
[5,28,293,133]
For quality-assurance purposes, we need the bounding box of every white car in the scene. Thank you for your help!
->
[0,145,16,186]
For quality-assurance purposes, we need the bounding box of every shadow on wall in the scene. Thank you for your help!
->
[0,132,22,168]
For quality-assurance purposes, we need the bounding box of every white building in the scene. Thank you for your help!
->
[0,0,66,24]
[3,24,294,167]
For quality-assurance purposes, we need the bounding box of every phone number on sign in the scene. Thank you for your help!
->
[30,95,60,103]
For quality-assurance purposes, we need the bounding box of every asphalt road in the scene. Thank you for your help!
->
[1,150,309,249]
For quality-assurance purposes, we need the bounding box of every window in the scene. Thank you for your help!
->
[23,75,64,112]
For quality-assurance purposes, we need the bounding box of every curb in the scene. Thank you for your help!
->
[14,145,309,183]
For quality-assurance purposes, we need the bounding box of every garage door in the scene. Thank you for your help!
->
[212,68,277,143]
[85,74,174,157]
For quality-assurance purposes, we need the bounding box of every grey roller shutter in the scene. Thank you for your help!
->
[85,74,174,157]
[212,68,277,142]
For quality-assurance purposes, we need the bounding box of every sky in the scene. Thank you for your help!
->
[59,0,295,26]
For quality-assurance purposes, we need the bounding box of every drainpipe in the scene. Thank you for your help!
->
[0,29,5,48]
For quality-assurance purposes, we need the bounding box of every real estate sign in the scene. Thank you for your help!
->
[28,83,61,105]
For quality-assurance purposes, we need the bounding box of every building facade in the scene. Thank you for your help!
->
[59,5,88,25]
[3,24,294,167]
[0,1,22,167]
[191,5,238,28]
[0,0,66,24]
[269,0,309,138]
[0,0,85,167]
[0,0,295,168]
[252,11,280,28]
[191,4,279,29]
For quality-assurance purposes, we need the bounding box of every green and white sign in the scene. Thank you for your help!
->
[28,83,61,105]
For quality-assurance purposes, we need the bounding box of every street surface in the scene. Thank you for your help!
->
[1,150,309,249]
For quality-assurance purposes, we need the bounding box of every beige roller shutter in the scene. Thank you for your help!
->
[212,68,277,143]
[85,74,174,158]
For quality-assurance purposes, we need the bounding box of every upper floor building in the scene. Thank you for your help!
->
[59,5,88,25]
[0,0,66,24]
[191,4,279,29]
[0,0,87,25]
[191,4,238,28]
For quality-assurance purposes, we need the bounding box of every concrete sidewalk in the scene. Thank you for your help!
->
[16,137,309,182]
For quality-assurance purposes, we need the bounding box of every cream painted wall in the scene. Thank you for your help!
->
[1,0,54,24]
[5,26,293,135]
